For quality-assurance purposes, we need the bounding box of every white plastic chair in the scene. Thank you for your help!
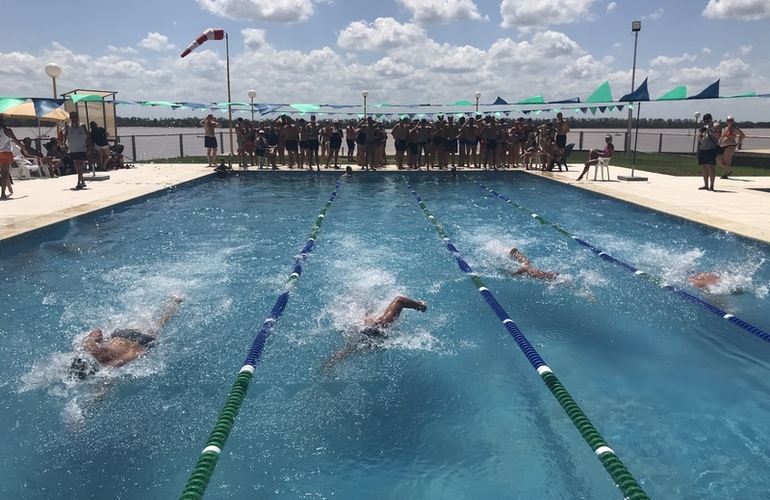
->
[593,157,611,181]
[10,161,31,180]
[13,156,45,179]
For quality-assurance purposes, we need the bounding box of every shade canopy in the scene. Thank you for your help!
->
[0,100,69,122]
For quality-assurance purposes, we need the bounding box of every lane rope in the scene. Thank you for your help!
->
[471,178,770,344]
[404,176,650,500]
[180,179,343,500]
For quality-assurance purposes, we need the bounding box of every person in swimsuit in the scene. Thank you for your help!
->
[717,116,745,179]
[324,296,427,371]
[68,295,183,380]
[576,135,614,181]
[688,272,720,290]
[506,248,559,280]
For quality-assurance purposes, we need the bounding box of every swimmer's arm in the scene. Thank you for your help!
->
[84,329,105,357]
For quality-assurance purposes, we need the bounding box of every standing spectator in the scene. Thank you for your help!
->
[345,121,356,163]
[275,115,300,169]
[265,123,280,168]
[306,115,321,171]
[696,113,720,191]
[391,117,410,170]
[444,115,459,169]
[254,130,269,169]
[717,115,745,179]
[0,114,25,199]
[89,121,110,170]
[234,118,248,169]
[555,112,570,154]
[325,119,343,169]
[65,111,91,190]
[200,114,221,167]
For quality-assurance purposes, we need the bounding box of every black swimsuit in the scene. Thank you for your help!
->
[112,328,156,348]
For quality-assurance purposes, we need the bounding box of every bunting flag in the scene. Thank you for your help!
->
[657,86,687,101]
[180,28,225,58]
[619,77,650,102]
[586,81,613,103]
[687,80,720,100]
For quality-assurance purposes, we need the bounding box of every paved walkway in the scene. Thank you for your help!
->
[2,162,770,244]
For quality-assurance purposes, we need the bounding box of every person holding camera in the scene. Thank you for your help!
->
[697,113,721,191]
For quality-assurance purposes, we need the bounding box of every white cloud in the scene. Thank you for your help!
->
[669,58,753,85]
[139,32,176,51]
[197,0,315,23]
[337,18,427,51]
[242,28,268,50]
[606,2,616,12]
[702,47,712,54]
[642,8,664,20]
[650,53,697,66]
[500,0,597,28]
[396,0,484,24]
[703,0,770,20]
[739,45,753,55]
[108,45,139,54]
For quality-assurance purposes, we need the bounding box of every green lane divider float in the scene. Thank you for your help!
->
[180,179,343,500]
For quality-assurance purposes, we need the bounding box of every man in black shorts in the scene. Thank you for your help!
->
[68,295,183,380]
[324,296,427,371]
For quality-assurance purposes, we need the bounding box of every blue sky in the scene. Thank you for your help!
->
[1,0,769,120]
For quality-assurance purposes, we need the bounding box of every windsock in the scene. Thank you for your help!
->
[180,28,225,58]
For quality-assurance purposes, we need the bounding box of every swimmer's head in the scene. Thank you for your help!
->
[67,356,98,381]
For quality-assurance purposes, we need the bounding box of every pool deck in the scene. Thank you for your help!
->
[2,161,770,244]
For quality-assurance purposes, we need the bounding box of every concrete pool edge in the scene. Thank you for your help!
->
[2,162,769,245]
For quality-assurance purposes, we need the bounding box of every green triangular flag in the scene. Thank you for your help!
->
[656,86,687,101]
[586,82,612,103]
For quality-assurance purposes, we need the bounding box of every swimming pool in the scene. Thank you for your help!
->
[2,172,769,499]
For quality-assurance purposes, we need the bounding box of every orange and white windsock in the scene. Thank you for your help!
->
[180,28,226,58]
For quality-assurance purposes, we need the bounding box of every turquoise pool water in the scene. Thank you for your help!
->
[2,172,770,499]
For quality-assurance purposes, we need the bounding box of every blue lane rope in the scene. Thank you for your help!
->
[473,179,770,344]
[181,179,342,500]
[403,177,649,500]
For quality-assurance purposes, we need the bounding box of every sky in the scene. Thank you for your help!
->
[1,0,769,121]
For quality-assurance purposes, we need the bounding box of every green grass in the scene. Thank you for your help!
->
[149,152,770,176]
[569,151,770,176]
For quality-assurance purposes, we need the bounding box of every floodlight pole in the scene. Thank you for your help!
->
[45,63,61,98]
[474,91,481,114]
[692,111,701,153]
[248,89,256,127]
[362,90,368,119]
[225,32,234,168]
[625,21,641,157]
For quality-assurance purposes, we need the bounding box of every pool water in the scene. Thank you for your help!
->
[2,172,770,499]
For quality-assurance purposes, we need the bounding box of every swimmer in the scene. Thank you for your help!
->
[688,272,721,290]
[324,296,427,371]
[68,295,183,380]
[507,247,559,280]
[506,247,595,300]
[343,165,353,177]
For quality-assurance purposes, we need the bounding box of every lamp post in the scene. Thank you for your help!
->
[362,90,368,118]
[45,63,61,98]
[474,91,481,114]
[248,89,256,127]
[625,20,641,157]
[692,111,701,153]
